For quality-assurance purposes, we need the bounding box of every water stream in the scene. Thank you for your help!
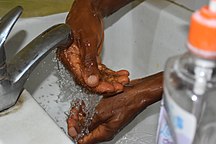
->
[53,55,102,141]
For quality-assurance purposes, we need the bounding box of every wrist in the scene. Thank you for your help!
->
[91,0,134,17]
[90,0,103,17]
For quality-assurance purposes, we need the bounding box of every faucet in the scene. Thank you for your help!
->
[0,6,73,112]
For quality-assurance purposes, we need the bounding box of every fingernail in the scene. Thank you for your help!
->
[87,75,99,87]
[68,127,77,137]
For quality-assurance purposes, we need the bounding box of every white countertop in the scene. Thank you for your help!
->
[0,90,73,144]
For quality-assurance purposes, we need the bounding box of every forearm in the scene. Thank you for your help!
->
[91,0,135,17]
[125,72,163,111]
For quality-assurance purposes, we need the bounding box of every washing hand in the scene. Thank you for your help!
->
[67,72,163,144]
[57,0,132,94]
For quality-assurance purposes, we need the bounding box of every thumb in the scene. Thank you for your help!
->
[79,124,114,144]
[81,48,100,88]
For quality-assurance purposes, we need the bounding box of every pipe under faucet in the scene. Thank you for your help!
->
[0,6,73,112]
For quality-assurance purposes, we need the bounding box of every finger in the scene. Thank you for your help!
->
[57,45,83,83]
[88,111,108,132]
[78,125,113,144]
[116,75,130,85]
[103,67,115,74]
[68,102,86,138]
[94,81,114,93]
[113,82,124,92]
[68,116,80,139]
[70,107,79,120]
[68,124,78,138]
[87,112,102,132]
[81,47,100,88]
[116,70,129,76]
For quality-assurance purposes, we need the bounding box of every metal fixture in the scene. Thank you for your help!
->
[0,6,73,111]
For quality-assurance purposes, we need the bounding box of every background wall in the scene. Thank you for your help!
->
[0,0,210,17]
[171,0,209,11]
[0,0,73,17]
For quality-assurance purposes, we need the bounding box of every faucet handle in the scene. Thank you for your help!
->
[0,6,23,78]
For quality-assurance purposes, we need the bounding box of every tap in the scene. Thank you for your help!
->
[0,6,73,112]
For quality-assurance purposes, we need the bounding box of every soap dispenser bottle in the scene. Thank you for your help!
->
[156,0,216,144]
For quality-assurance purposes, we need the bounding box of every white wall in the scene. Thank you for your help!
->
[172,0,209,10]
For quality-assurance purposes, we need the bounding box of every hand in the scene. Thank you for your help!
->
[57,0,129,94]
[67,72,163,144]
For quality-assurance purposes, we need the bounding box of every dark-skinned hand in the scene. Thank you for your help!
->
[57,0,135,94]
[68,72,163,144]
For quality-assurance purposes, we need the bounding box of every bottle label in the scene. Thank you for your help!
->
[157,92,197,144]
[157,99,175,144]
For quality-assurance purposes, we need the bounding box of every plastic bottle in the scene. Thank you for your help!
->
[156,0,216,144]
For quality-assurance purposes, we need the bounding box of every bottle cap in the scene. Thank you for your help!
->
[188,0,216,59]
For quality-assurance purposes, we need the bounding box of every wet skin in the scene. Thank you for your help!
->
[68,72,163,144]
[57,0,164,143]
[57,0,135,94]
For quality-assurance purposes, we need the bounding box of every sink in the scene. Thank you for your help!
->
[0,90,71,144]
[1,0,192,143]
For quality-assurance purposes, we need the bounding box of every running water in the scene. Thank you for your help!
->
[30,51,154,144]
[53,53,102,142]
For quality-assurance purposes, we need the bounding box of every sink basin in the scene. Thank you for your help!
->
[2,0,192,143]
[0,90,71,144]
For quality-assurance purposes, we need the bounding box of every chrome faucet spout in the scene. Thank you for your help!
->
[0,6,23,78]
[0,7,73,112]
[7,24,72,84]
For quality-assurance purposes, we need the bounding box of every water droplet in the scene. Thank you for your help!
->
[53,59,102,138]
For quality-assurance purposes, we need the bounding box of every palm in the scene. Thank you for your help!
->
[57,0,129,95]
